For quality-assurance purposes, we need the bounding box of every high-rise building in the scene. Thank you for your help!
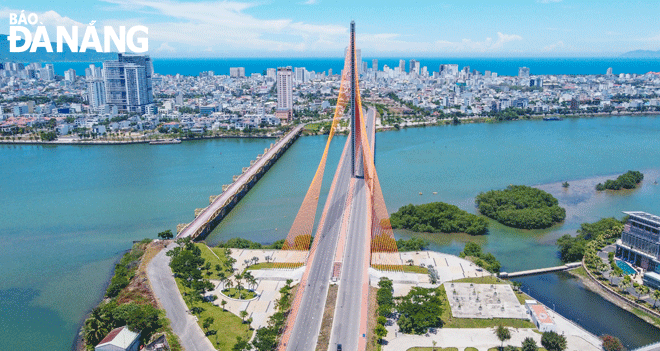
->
[40,64,54,81]
[372,59,378,71]
[399,60,405,74]
[266,68,276,80]
[85,64,103,79]
[276,66,293,122]
[440,64,459,76]
[617,212,660,277]
[409,59,420,75]
[606,67,613,76]
[295,67,307,83]
[103,54,154,113]
[64,69,76,82]
[519,67,530,77]
[87,78,106,109]
[230,67,246,78]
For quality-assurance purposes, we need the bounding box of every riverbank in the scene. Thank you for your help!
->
[569,265,660,329]
[0,133,281,145]
[74,239,182,351]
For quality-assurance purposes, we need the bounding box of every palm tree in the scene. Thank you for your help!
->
[653,290,660,308]
[244,271,256,290]
[240,310,248,323]
[221,300,227,311]
[432,340,437,351]
[235,273,244,298]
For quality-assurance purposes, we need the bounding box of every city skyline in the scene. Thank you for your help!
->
[1,0,660,58]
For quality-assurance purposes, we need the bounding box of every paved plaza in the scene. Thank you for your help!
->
[445,282,528,319]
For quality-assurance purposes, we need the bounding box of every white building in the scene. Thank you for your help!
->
[276,66,293,121]
[525,300,556,332]
[230,67,245,78]
[64,69,77,82]
[103,54,154,113]
[95,326,140,351]
[88,79,106,109]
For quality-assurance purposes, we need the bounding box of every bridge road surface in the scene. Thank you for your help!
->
[285,128,354,350]
[177,124,304,240]
[329,108,376,351]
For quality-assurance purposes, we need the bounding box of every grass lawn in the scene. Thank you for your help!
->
[222,288,256,300]
[373,264,429,274]
[195,243,234,279]
[246,262,304,271]
[569,266,588,278]
[175,277,252,350]
[465,348,478,351]
[437,285,536,329]
[451,276,504,285]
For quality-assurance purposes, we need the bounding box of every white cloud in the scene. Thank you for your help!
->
[156,42,176,53]
[433,32,523,53]
[542,40,564,52]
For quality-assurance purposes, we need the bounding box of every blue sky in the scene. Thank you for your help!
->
[2,0,660,57]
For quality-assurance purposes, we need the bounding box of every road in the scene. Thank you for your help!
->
[329,108,376,351]
[285,131,354,350]
[178,124,304,240]
[148,244,215,351]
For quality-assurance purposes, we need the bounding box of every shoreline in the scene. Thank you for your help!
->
[0,134,280,146]
[2,112,659,146]
[569,264,660,329]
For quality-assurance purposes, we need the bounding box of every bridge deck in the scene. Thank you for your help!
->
[177,124,304,240]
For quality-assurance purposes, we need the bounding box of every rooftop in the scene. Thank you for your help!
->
[624,211,660,227]
[528,302,554,325]
[96,326,140,349]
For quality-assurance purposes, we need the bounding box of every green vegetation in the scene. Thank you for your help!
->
[522,336,539,351]
[252,280,295,351]
[169,239,252,350]
[391,202,489,235]
[106,239,150,298]
[556,217,625,263]
[453,276,505,285]
[495,325,511,349]
[373,264,428,274]
[600,335,624,351]
[376,278,395,317]
[396,287,444,334]
[406,348,458,351]
[596,171,644,191]
[459,242,501,273]
[157,229,174,239]
[82,239,182,351]
[39,131,57,141]
[216,237,285,250]
[476,185,566,229]
[541,331,567,351]
[222,288,256,300]
[246,262,304,270]
[396,237,429,251]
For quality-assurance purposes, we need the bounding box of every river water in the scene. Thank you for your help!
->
[1,115,660,350]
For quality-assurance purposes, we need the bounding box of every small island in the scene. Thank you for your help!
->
[390,202,489,235]
[596,170,644,191]
[475,185,566,229]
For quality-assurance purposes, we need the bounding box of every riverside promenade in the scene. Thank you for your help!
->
[177,124,304,241]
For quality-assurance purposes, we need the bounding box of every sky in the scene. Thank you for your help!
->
[2,0,660,58]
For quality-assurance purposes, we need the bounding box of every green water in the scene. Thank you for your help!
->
[1,116,660,349]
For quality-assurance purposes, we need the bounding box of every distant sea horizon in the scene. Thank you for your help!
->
[51,57,660,77]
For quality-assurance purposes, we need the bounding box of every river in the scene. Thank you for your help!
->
[1,115,659,349]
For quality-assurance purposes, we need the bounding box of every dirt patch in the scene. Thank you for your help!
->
[116,240,167,306]
[366,286,379,351]
[316,284,339,351]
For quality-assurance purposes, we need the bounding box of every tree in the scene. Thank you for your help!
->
[203,317,214,332]
[601,335,623,351]
[431,340,437,351]
[232,336,250,351]
[221,300,227,311]
[653,290,660,308]
[157,229,174,239]
[541,331,567,351]
[240,310,248,323]
[521,337,538,351]
[495,325,511,349]
[374,324,388,344]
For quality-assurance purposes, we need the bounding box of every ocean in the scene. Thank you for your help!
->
[54,57,660,77]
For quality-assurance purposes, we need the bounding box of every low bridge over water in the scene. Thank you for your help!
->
[499,262,582,278]
[176,124,304,241]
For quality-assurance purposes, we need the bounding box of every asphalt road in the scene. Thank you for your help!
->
[148,244,216,351]
[328,109,376,351]
[285,134,354,351]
